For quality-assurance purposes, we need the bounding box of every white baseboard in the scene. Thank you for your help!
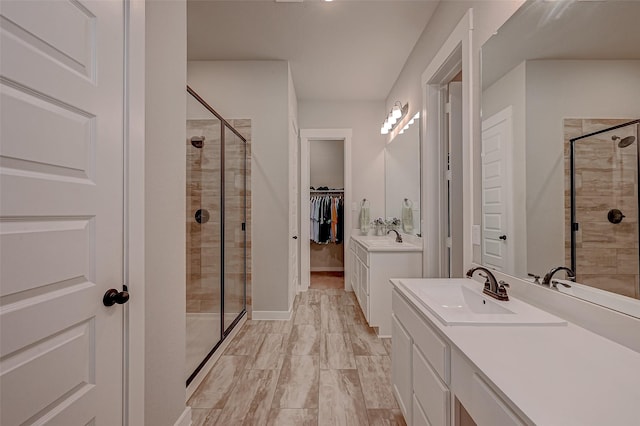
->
[252,308,293,320]
[186,315,247,400]
[310,267,345,272]
[174,406,191,426]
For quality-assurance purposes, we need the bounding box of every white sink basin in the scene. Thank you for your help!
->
[397,278,567,326]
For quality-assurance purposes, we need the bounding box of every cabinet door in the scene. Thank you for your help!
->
[359,261,370,320]
[413,345,449,426]
[350,248,358,290]
[392,314,412,422]
[413,395,432,426]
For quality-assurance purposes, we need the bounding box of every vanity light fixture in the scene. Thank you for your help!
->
[399,112,420,135]
[380,101,409,135]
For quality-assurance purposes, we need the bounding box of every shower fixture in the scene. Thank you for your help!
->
[612,135,636,148]
[191,136,205,148]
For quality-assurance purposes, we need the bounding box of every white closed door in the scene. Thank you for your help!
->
[1,1,125,425]
[481,107,513,272]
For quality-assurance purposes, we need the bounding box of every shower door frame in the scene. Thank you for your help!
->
[186,86,248,386]
[569,119,640,276]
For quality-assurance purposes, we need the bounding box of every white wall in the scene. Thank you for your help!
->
[482,61,527,276]
[145,1,187,424]
[310,139,344,189]
[298,101,386,229]
[525,59,640,275]
[187,60,292,314]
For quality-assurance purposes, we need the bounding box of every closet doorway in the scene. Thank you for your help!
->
[300,129,353,292]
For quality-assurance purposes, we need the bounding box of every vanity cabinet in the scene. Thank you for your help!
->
[392,288,526,426]
[350,237,421,336]
[392,289,450,425]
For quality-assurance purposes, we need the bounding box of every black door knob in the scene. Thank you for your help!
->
[499,235,507,241]
[103,289,130,306]
[292,236,298,239]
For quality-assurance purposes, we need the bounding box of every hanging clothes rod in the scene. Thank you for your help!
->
[310,189,344,194]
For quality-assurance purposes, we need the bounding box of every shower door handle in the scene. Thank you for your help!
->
[499,235,507,241]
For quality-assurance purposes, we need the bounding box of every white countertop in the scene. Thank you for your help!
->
[351,234,422,252]
[392,278,640,426]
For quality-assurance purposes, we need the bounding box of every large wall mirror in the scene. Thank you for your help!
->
[480,0,640,317]
[385,115,421,236]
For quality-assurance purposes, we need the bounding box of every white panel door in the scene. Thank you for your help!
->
[289,118,299,302]
[481,107,513,272]
[1,1,125,425]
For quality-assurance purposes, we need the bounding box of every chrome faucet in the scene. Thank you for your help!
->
[466,266,509,301]
[387,229,403,243]
[541,266,575,286]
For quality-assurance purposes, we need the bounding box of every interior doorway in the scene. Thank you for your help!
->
[308,139,345,289]
[300,129,353,292]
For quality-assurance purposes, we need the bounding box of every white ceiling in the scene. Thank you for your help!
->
[187,1,440,101]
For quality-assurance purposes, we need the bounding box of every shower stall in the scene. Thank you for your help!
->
[568,119,640,299]
[185,86,250,385]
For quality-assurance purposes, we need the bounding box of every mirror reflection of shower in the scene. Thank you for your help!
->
[569,118,640,300]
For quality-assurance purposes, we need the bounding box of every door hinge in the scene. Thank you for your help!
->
[445,102,451,115]
[572,222,579,231]
[241,222,246,231]
[446,170,452,181]
[446,237,452,248]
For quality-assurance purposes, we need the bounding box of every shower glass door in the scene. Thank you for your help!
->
[186,93,223,381]
[571,120,639,298]
[186,88,248,385]
[223,124,247,334]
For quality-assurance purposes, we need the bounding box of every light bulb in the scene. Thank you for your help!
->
[381,126,389,135]
[388,115,397,126]
[399,129,405,134]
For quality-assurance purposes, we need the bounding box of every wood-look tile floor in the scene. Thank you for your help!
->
[188,288,406,426]
[310,271,345,290]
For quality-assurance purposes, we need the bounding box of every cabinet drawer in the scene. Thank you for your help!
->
[412,395,432,426]
[451,349,525,426]
[392,289,449,382]
[356,243,369,265]
[413,345,449,426]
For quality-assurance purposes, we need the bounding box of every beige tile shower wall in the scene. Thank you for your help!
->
[186,119,252,316]
[564,119,639,298]
[186,119,221,314]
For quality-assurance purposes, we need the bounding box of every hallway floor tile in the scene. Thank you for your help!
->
[188,288,405,425]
